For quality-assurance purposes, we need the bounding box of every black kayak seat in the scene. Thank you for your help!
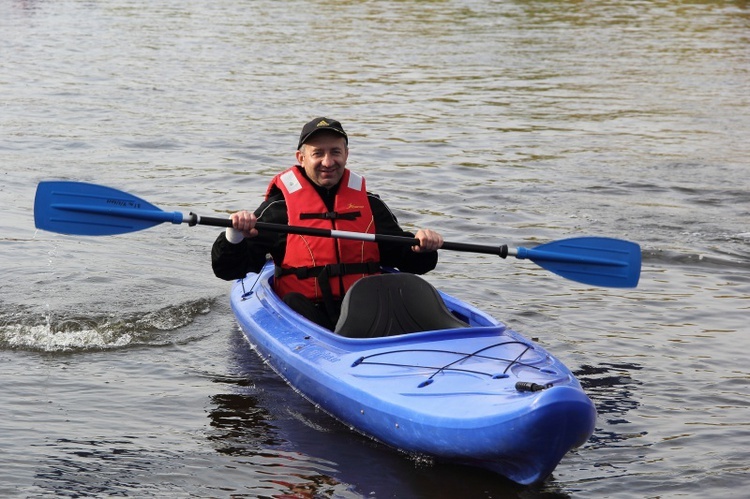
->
[334,273,469,338]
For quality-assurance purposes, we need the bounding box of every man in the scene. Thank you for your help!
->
[212,117,443,329]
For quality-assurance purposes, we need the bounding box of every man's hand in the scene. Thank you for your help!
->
[412,229,443,253]
[225,210,258,243]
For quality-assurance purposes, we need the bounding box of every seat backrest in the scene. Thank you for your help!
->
[334,273,469,338]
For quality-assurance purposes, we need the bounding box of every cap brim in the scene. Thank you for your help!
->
[298,128,348,149]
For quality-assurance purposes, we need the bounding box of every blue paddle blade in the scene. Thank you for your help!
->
[515,237,641,288]
[34,181,184,236]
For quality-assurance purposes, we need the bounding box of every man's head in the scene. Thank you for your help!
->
[296,118,349,189]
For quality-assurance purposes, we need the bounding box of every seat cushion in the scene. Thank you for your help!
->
[334,273,469,338]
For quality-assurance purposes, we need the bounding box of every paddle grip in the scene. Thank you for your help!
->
[441,241,509,258]
[187,213,233,228]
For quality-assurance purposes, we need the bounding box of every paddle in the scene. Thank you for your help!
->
[34,181,641,288]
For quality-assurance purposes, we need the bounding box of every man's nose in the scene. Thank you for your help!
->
[321,153,335,167]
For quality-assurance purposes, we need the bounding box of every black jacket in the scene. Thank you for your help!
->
[212,168,438,281]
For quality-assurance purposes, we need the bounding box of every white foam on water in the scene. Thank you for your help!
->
[1,322,134,352]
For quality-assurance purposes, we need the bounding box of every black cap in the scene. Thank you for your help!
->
[297,117,348,150]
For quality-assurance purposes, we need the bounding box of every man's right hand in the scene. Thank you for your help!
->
[225,210,258,243]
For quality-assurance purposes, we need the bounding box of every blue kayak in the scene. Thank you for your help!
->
[230,261,596,485]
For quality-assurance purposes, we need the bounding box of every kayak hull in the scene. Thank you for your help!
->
[230,263,596,485]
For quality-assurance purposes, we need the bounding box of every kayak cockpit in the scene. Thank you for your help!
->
[241,262,500,338]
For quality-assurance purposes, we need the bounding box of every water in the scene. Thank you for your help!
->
[2,0,749,497]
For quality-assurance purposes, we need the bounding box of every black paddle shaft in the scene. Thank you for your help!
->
[187,213,510,258]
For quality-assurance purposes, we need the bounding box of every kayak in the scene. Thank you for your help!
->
[32,181,634,484]
[230,261,596,485]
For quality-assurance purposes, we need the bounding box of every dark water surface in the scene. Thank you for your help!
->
[2,1,749,497]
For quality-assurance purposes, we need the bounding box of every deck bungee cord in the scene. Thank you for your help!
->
[350,340,547,389]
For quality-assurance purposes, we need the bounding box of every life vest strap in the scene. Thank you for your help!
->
[275,262,380,280]
[299,211,361,221]
[275,261,381,326]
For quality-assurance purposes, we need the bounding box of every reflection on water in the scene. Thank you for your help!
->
[208,391,279,452]
[204,331,356,497]
[33,437,179,498]
[208,389,351,497]
[575,362,647,447]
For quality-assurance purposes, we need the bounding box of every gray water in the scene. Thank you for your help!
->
[2,0,749,497]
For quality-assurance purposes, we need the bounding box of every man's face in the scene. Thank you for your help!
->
[296,132,349,189]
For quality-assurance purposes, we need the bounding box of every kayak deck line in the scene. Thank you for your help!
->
[350,339,548,390]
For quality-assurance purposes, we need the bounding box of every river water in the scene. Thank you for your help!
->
[1,0,748,497]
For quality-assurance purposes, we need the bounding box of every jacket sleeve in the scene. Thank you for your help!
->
[211,197,288,281]
[368,194,439,274]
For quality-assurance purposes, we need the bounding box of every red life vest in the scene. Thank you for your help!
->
[267,167,381,301]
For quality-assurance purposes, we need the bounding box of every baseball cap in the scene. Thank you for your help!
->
[297,117,348,150]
